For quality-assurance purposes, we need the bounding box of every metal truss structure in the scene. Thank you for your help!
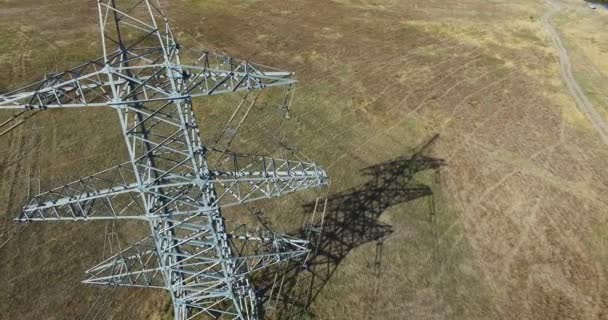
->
[0,1,328,319]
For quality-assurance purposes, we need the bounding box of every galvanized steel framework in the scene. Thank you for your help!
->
[0,1,329,319]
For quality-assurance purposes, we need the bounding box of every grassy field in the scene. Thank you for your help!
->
[1,0,608,319]
[553,0,608,122]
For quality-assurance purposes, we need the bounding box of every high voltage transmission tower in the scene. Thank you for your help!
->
[0,1,329,319]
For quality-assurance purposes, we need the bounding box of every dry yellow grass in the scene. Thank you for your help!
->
[552,0,608,121]
[1,0,608,319]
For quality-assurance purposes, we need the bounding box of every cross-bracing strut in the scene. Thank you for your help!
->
[0,1,329,319]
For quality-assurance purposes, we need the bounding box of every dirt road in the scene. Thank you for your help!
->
[543,0,608,144]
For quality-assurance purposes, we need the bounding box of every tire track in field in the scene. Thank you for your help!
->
[543,0,608,145]
[311,44,495,159]
[327,67,517,169]
[293,48,483,147]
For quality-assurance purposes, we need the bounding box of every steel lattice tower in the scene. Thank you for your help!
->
[0,1,329,319]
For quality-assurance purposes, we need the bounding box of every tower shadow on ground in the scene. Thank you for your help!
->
[258,135,444,319]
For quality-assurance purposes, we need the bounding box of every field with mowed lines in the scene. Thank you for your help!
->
[1,0,608,319]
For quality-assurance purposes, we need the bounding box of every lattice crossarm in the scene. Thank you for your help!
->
[17,162,145,221]
[83,267,167,289]
[83,237,166,288]
[0,62,115,110]
[229,233,310,275]
[175,64,296,97]
[210,154,329,207]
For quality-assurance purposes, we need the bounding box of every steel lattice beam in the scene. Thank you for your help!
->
[1,1,329,319]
